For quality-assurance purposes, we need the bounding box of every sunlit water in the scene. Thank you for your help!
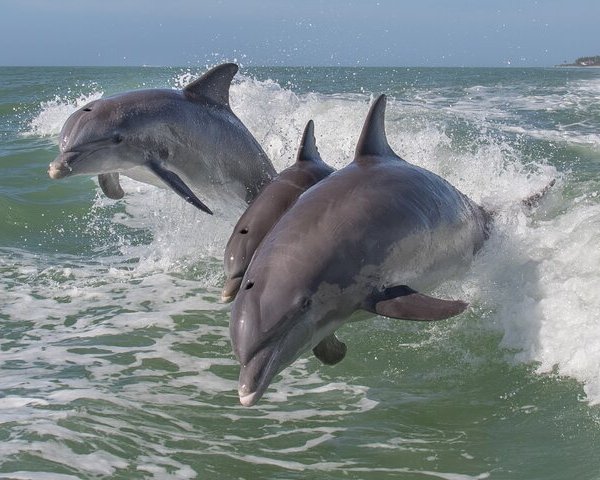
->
[1,66,599,479]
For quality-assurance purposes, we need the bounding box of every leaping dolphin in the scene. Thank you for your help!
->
[222,120,334,302]
[229,95,491,407]
[48,63,277,214]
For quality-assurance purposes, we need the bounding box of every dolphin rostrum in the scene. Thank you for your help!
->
[229,95,491,407]
[48,63,276,214]
[222,120,334,302]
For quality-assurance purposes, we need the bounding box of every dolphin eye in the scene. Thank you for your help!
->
[239,228,249,234]
[113,133,123,144]
[245,281,255,290]
[301,297,312,310]
[82,107,92,112]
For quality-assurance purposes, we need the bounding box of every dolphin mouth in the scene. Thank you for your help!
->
[234,317,313,407]
[48,151,87,179]
[48,153,76,179]
[239,391,260,407]
[48,161,71,179]
[237,342,282,407]
[221,276,243,303]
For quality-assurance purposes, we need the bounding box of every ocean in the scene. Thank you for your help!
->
[1,65,599,479]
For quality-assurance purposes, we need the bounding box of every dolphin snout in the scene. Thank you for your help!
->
[221,276,243,303]
[48,159,71,179]
[236,343,281,407]
[48,152,79,179]
[238,388,260,407]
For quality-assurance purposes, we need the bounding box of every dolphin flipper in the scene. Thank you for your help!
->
[313,334,347,365]
[98,173,125,199]
[148,161,213,214]
[365,285,468,321]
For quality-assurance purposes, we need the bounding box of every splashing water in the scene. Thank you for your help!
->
[3,66,600,479]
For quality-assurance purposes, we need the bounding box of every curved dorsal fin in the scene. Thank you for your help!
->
[296,120,323,163]
[354,94,396,159]
[183,63,238,107]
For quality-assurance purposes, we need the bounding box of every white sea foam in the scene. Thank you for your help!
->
[501,125,600,147]
[0,473,81,480]
[464,199,600,403]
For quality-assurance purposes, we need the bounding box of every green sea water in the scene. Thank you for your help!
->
[1,66,600,479]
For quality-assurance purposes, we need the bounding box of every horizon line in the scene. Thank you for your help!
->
[0,63,572,69]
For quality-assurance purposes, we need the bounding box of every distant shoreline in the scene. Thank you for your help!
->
[556,56,600,67]
[556,65,600,68]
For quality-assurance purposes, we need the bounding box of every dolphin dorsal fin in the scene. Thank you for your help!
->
[354,94,396,160]
[183,63,238,107]
[296,120,323,163]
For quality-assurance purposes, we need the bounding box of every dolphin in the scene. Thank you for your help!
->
[48,63,276,214]
[229,95,491,407]
[221,120,334,302]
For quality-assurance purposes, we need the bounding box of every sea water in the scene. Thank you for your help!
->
[1,65,599,479]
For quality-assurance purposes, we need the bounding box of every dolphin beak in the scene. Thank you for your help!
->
[48,159,71,179]
[221,276,243,303]
[239,390,260,407]
[48,152,78,179]
[237,343,282,407]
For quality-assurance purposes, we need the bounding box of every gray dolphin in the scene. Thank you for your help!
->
[221,120,334,302]
[229,95,491,407]
[48,63,276,214]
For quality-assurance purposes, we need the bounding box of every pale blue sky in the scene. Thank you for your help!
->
[0,0,597,67]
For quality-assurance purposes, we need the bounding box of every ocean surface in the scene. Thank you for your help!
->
[1,65,599,479]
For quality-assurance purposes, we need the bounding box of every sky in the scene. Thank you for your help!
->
[0,0,598,67]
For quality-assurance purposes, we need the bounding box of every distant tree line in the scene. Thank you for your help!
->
[574,56,600,66]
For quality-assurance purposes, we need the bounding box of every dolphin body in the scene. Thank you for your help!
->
[222,120,334,302]
[48,63,276,214]
[230,95,491,407]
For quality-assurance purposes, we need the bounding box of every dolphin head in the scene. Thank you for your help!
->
[48,93,168,180]
[50,98,130,179]
[230,264,320,407]
[221,120,333,303]
[47,91,219,212]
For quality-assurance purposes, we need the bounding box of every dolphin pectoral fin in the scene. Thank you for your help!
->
[148,161,213,215]
[313,334,347,365]
[365,285,468,321]
[98,173,125,200]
